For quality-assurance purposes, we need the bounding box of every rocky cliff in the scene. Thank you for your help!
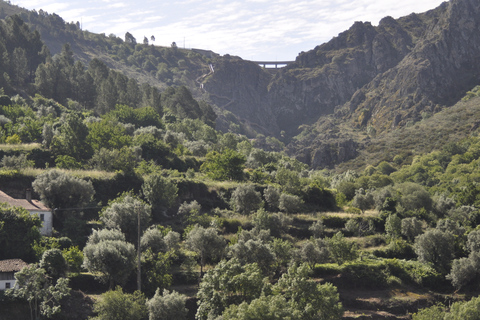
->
[202,0,480,168]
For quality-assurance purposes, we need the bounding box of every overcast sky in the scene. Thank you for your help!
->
[14,0,446,61]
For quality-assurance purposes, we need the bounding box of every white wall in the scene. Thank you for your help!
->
[0,279,16,290]
[30,210,53,236]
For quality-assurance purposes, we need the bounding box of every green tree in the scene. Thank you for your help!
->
[50,113,92,160]
[412,304,446,320]
[221,294,292,320]
[414,229,455,273]
[32,169,95,210]
[351,188,374,213]
[401,217,423,242]
[263,185,280,211]
[326,232,358,265]
[140,227,167,254]
[196,259,265,320]
[229,239,276,274]
[142,174,178,215]
[275,167,302,195]
[230,184,262,215]
[185,225,226,276]
[141,249,173,296]
[201,149,246,181]
[92,287,147,320]
[273,263,343,320]
[447,296,480,320]
[7,264,71,320]
[0,204,41,261]
[385,214,402,239]
[82,231,136,288]
[279,192,303,214]
[147,289,188,320]
[100,193,151,244]
[39,248,67,280]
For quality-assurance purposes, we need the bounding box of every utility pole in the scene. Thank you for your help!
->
[137,205,141,292]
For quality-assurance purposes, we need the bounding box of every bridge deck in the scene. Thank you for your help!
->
[252,61,295,68]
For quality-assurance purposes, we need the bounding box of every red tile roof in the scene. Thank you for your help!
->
[0,190,50,211]
[0,259,28,272]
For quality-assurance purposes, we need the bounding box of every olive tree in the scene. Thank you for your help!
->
[147,289,188,320]
[140,227,167,254]
[32,169,95,210]
[82,230,136,288]
[196,259,265,320]
[229,239,276,274]
[385,214,401,239]
[279,193,303,214]
[142,174,178,211]
[230,184,262,215]
[185,225,226,276]
[401,217,423,242]
[100,193,152,244]
[414,229,454,273]
[7,264,71,320]
[91,287,147,320]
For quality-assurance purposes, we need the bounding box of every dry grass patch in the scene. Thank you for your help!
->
[0,143,41,151]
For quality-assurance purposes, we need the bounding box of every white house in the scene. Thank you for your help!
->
[0,189,53,236]
[0,259,27,290]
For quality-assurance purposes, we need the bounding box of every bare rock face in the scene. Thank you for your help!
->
[203,0,480,168]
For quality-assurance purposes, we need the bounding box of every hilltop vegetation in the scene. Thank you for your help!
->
[2,0,480,319]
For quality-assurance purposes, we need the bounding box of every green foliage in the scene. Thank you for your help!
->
[32,169,95,210]
[87,119,132,151]
[196,259,266,320]
[326,232,358,265]
[142,174,178,211]
[385,214,402,239]
[89,146,137,173]
[185,225,226,276]
[279,192,303,213]
[141,249,173,296]
[273,263,343,320]
[7,264,71,320]
[263,185,280,211]
[1,153,34,169]
[414,229,455,273]
[50,114,92,160]
[62,246,83,274]
[100,193,151,244]
[91,287,147,320]
[39,248,67,280]
[0,203,41,261]
[201,149,246,181]
[229,239,276,275]
[412,304,447,320]
[82,230,136,288]
[147,289,188,320]
[230,184,262,215]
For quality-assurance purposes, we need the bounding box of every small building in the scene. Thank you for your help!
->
[0,189,53,236]
[0,259,28,290]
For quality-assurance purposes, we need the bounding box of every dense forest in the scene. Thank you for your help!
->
[1,2,480,320]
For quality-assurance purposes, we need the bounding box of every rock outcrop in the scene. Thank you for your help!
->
[202,0,480,168]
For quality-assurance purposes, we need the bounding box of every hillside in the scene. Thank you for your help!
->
[3,1,480,319]
[2,0,480,170]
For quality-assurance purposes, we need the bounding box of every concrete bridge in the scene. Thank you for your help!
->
[251,60,295,68]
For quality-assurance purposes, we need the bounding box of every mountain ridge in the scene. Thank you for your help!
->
[2,0,480,170]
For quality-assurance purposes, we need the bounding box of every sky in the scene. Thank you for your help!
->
[13,0,446,61]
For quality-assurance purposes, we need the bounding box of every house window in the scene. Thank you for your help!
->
[40,214,45,222]
[5,282,10,289]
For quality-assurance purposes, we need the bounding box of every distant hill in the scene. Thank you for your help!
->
[1,0,480,170]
